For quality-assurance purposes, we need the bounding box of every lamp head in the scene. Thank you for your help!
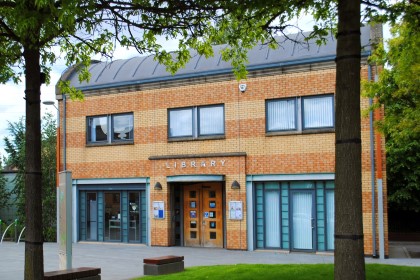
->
[43,101,55,106]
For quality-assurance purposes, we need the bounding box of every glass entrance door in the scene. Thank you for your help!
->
[183,183,223,248]
[265,189,281,247]
[128,192,140,242]
[87,193,97,240]
[105,192,121,241]
[291,190,315,251]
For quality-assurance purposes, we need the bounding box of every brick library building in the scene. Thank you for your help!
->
[56,25,388,256]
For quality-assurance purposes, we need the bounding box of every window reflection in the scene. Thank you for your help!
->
[112,114,134,140]
[105,192,121,241]
[87,193,97,240]
[129,192,140,242]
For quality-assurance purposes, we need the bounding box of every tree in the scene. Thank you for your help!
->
[3,113,58,241]
[3,118,26,220]
[364,13,420,212]
[0,0,414,279]
[0,158,9,211]
[0,2,315,278]
[40,113,57,241]
[201,2,369,278]
[0,2,234,278]
[215,2,416,279]
[334,2,365,279]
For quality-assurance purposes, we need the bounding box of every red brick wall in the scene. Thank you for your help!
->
[60,65,387,254]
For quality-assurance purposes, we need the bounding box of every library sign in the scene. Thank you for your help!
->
[165,159,226,169]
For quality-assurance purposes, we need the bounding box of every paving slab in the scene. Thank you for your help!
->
[0,242,419,280]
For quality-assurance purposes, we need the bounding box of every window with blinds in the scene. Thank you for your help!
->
[266,94,334,133]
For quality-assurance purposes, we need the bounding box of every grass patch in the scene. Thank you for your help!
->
[135,264,420,280]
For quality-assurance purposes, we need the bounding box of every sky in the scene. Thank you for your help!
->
[0,15,391,160]
[0,73,61,159]
[0,46,142,159]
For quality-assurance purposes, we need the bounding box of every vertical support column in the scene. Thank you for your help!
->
[56,107,61,245]
[59,171,72,269]
[246,179,254,251]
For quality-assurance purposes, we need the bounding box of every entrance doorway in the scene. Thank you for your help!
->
[291,190,316,251]
[183,183,223,248]
[105,192,121,241]
[87,193,97,241]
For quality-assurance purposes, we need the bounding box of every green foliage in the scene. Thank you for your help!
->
[0,0,356,85]
[41,112,57,241]
[3,118,26,220]
[3,113,58,241]
[363,13,420,212]
[0,219,20,241]
[0,158,10,210]
[0,1,416,277]
[137,263,420,280]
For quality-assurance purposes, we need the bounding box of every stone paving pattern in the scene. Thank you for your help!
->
[0,242,419,280]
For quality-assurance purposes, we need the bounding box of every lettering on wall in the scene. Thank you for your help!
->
[165,159,226,169]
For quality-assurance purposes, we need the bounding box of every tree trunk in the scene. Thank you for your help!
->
[334,1,365,280]
[24,46,44,279]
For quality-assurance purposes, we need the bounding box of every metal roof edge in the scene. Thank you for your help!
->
[75,51,370,92]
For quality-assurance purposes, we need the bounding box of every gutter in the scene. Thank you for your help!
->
[368,64,377,258]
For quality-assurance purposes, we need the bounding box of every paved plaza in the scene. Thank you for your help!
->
[0,241,419,280]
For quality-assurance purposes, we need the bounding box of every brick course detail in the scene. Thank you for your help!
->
[61,65,387,255]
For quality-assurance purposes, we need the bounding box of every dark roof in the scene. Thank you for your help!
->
[65,26,372,91]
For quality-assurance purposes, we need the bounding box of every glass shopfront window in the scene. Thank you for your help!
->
[79,187,147,244]
[255,180,335,252]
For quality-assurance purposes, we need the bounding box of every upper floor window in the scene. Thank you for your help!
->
[168,104,224,139]
[266,95,334,133]
[87,113,134,144]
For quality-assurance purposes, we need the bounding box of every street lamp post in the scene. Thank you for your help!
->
[42,101,60,243]
[43,100,72,269]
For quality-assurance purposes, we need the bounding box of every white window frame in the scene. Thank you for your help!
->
[168,104,225,140]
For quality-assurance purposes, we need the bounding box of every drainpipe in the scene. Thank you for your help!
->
[368,65,377,258]
[374,67,385,259]
[369,23,385,259]
[57,104,61,243]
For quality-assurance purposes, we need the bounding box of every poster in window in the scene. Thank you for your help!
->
[209,201,216,208]
[229,201,243,220]
[190,210,197,218]
[190,201,196,208]
[153,201,165,219]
